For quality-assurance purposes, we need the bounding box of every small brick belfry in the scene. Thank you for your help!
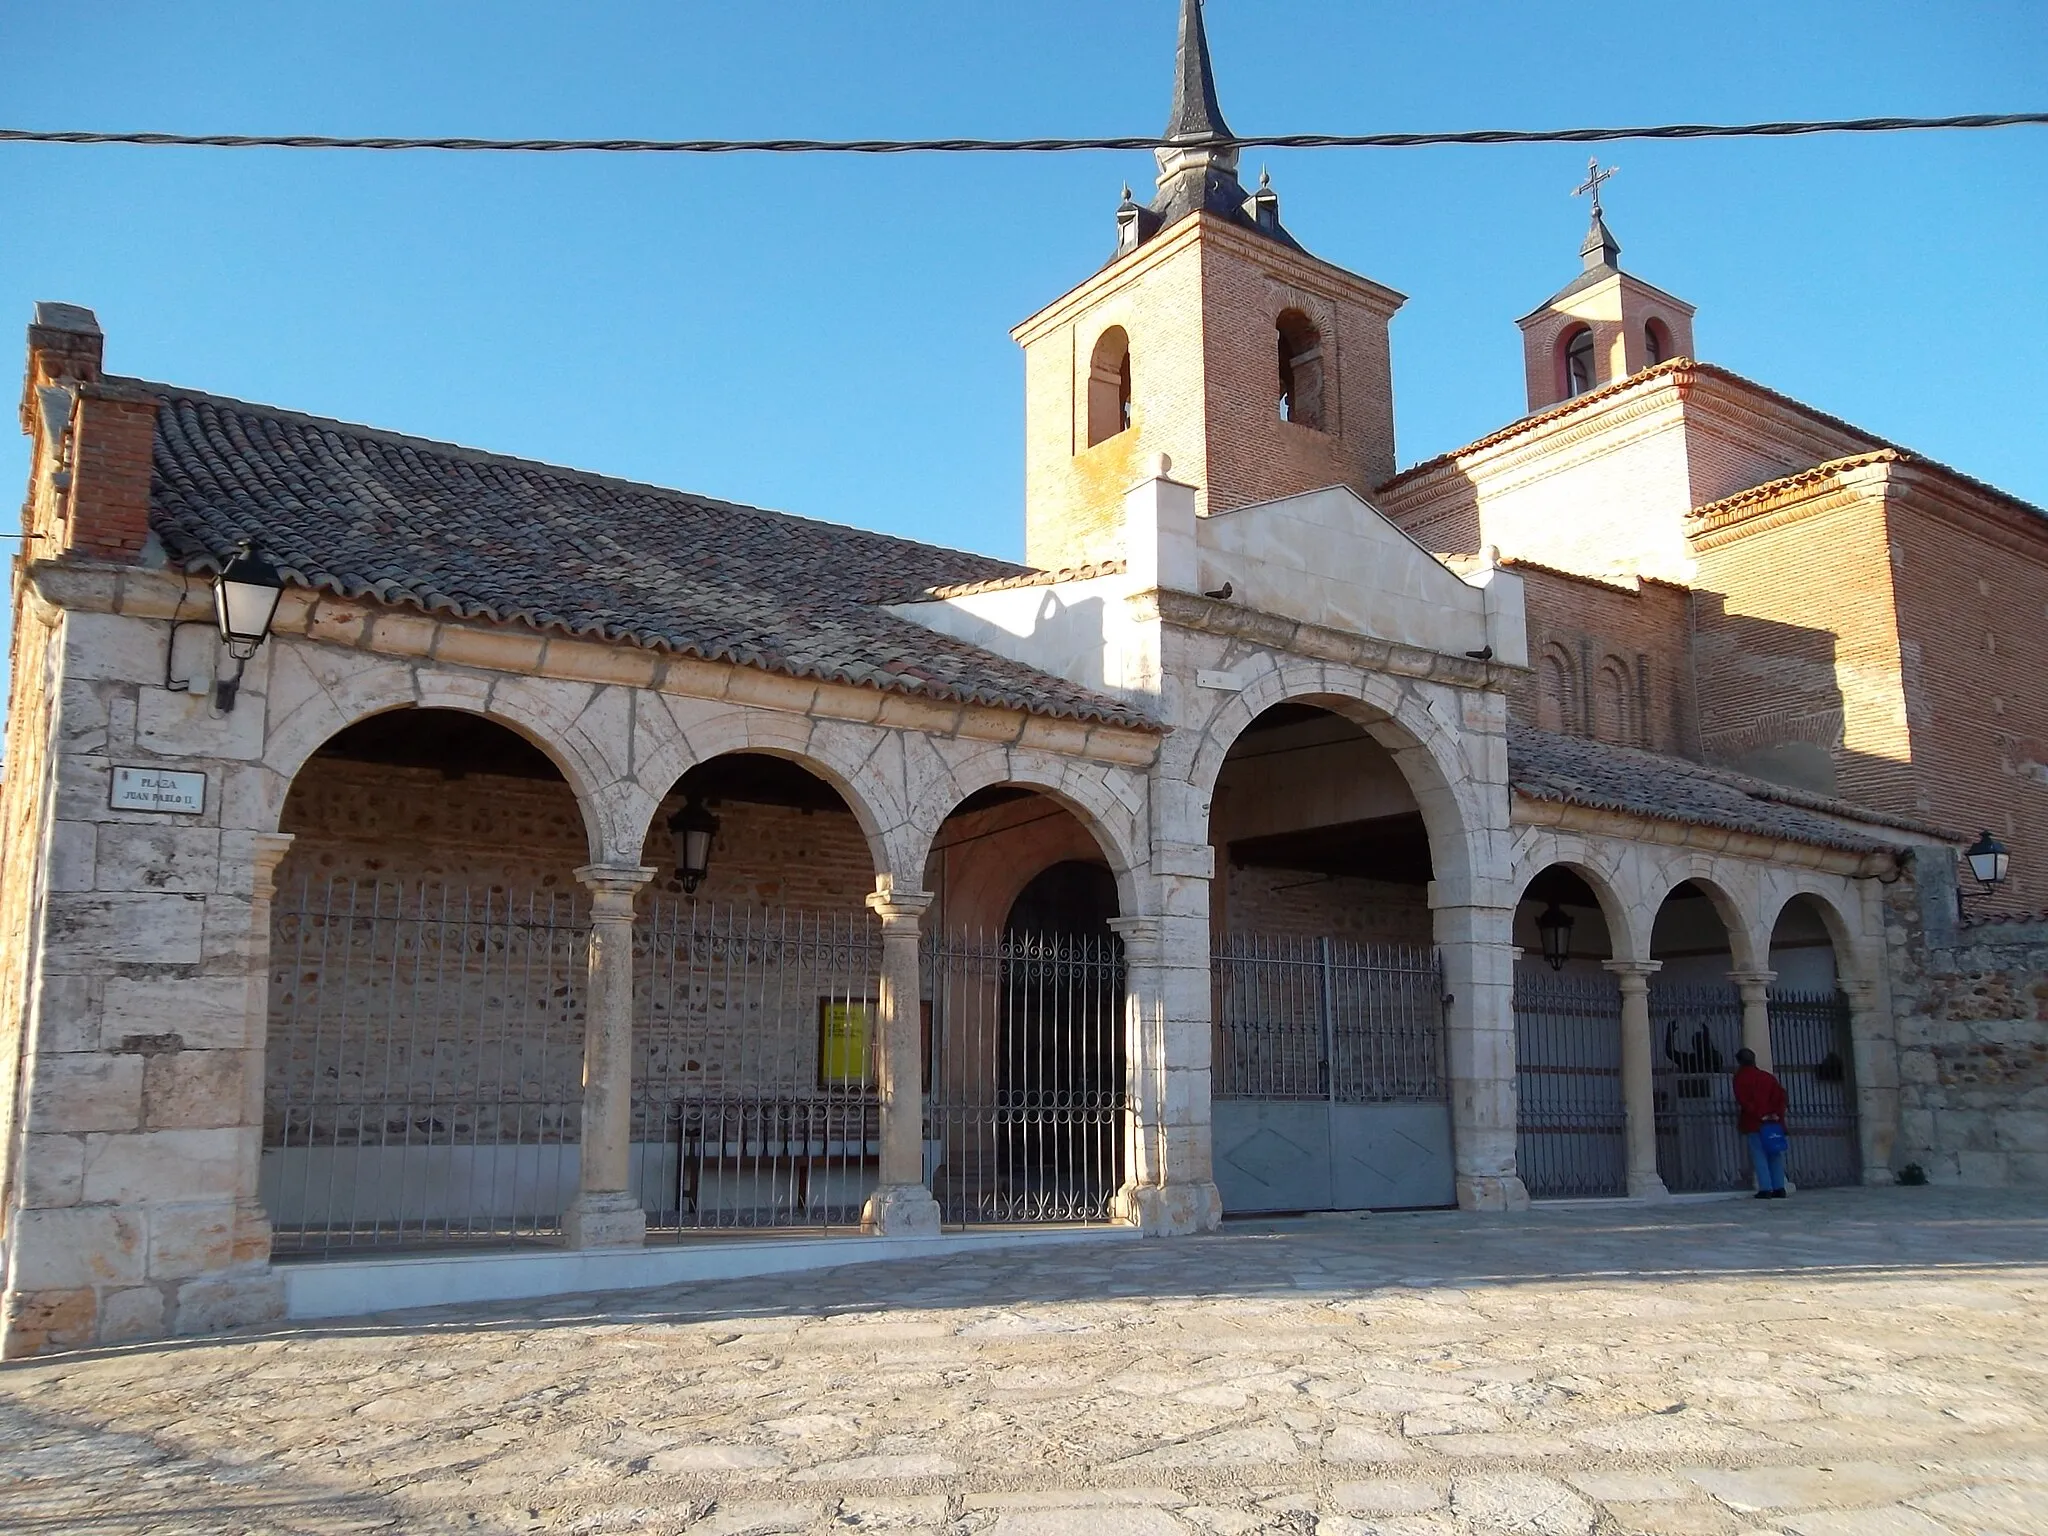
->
[1013,0,1400,571]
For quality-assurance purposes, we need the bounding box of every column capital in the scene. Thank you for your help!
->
[576,863,655,916]
[867,884,934,927]
[1106,914,1164,942]
[1726,968,1777,994]
[1597,958,1662,991]
[249,831,295,900]
[1839,976,1882,1008]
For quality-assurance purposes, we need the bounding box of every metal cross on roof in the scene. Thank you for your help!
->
[1573,156,1618,215]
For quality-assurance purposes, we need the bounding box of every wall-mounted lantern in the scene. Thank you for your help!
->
[667,796,720,893]
[210,539,285,711]
[1536,901,1574,971]
[1962,830,2011,913]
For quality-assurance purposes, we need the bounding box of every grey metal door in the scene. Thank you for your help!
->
[1768,989,1861,1187]
[1212,937,1454,1213]
[1513,969,1627,1198]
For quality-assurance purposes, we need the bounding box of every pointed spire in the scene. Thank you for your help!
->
[1164,0,1232,145]
[1580,207,1622,271]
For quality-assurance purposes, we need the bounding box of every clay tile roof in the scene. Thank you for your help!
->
[137,382,1158,730]
[1508,726,1953,853]
[922,560,1127,600]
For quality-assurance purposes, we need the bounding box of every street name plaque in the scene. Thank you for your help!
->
[110,766,207,815]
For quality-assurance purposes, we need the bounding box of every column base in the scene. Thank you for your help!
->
[1628,1171,1672,1202]
[1113,1180,1222,1235]
[1456,1174,1532,1213]
[1862,1167,1897,1187]
[861,1183,942,1237]
[563,1191,647,1250]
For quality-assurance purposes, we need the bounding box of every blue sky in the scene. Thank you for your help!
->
[2,1,2044,651]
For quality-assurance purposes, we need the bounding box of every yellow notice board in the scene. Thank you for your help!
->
[817,998,876,1087]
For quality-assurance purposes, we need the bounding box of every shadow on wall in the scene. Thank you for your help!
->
[1688,590,1855,799]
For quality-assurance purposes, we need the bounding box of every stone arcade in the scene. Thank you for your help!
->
[4,2,2044,1357]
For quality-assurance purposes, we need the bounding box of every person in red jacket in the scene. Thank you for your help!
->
[1733,1048,1790,1198]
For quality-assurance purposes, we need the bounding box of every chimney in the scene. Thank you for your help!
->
[20,304,159,562]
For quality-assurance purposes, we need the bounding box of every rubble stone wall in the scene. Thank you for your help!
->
[1887,854,2048,1185]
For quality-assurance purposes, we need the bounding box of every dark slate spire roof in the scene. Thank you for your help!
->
[136,381,1156,730]
[1126,0,1304,255]
[1164,0,1232,144]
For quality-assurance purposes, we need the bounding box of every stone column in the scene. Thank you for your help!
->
[564,863,654,1250]
[1605,959,1670,1200]
[1437,902,1531,1212]
[862,884,942,1236]
[227,832,299,1274]
[1728,969,1778,1071]
[1841,977,1899,1184]
[1110,883,1222,1234]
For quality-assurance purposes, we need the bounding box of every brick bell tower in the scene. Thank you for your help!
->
[1012,0,1405,571]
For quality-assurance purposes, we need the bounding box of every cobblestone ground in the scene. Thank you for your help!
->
[4,1187,2046,1535]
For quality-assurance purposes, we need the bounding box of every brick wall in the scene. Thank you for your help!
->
[1017,217,1398,571]
[1689,472,1914,807]
[1223,865,1430,946]
[1509,563,1694,754]
[1879,471,2048,917]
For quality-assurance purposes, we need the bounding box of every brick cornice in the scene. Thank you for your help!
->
[1140,586,1518,691]
[29,561,1163,767]
[1011,212,1402,347]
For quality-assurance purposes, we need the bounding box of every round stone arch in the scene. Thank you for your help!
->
[1184,659,1495,902]
[259,661,616,865]
[615,707,905,888]
[1758,875,1876,985]
[1640,855,1766,973]
[1508,827,1642,962]
[901,745,1151,920]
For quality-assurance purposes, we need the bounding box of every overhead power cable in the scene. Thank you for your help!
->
[1,112,2045,156]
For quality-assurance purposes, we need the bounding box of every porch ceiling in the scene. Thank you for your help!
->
[1226,811,1432,886]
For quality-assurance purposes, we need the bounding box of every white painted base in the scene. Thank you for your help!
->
[280,1225,1142,1322]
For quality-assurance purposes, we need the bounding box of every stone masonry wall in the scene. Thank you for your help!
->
[1887,854,2048,1185]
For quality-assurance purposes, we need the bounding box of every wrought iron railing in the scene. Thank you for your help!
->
[923,928,1127,1224]
[632,901,883,1233]
[1649,982,1750,1193]
[1512,967,1626,1198]
[1213,936,1444,1104]
[263,877,589,1253]
[1767,988,1861,1187]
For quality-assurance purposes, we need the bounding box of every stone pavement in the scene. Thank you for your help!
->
[3,1188,2045,1535]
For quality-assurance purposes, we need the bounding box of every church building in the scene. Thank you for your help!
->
[3,0,2043,1357]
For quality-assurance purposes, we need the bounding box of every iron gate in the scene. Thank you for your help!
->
[1650,982,1750,1192]
[631,901,883,1233]
[1768,989,1861,1187]
[1212,936,1452,1213]
[1512,968,1626,1198]
[262,878,588,1253]
[923,928,1127,1224]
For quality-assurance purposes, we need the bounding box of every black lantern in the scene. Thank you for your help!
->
[212,539,285,662]
[667,797,719,893]
[1536,901,1574,971]
[1964,830,2010,893]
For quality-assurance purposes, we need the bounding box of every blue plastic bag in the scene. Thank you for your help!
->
[1759,1120,1789,1155]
